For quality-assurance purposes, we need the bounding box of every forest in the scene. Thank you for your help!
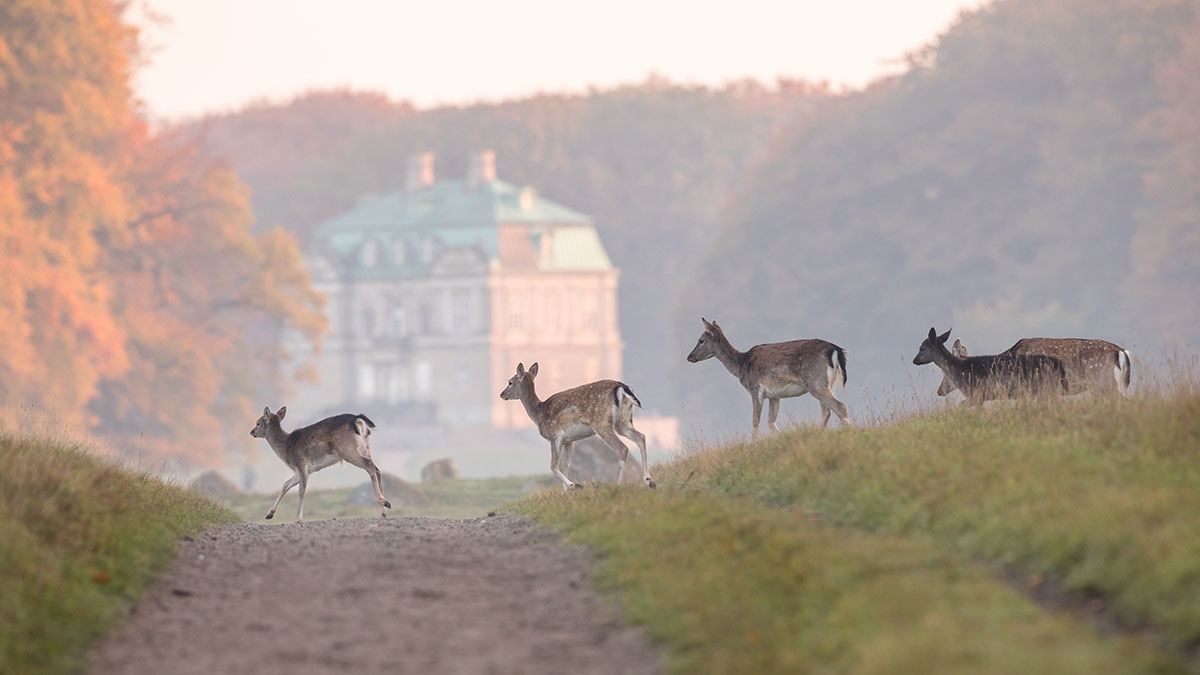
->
[2,0,1197,456]
[0,0,324,465]
[181,0,1199,432]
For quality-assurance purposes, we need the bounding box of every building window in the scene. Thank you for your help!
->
[509,296,525,331]
[360,239,380,267]
[454,362,469,392]
[415,362,432,396]
[546,292,560,331]
[451,290,471,334]
[390,306,408,337]
[358,363,376,398]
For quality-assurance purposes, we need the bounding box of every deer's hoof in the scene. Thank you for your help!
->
[570,483,584,490]
[265,512,274,520]
[648,481,657,489]
[383,500,392,509]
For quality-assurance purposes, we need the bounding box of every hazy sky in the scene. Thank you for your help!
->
[131,0,989,122]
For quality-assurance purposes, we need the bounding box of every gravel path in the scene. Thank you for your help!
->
[89,516,660,675]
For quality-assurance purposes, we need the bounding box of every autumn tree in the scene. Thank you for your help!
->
[0,0,325,465]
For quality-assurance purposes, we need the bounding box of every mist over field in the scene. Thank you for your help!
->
[3,0,1198,477]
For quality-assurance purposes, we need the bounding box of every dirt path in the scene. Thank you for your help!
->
[89,515,661,675]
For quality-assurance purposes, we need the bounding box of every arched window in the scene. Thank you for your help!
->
[360,239,380,267]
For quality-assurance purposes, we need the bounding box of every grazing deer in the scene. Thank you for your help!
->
[914,328,1068,405]
[936,337,1132,398]
[686,317,849,438]
[499,362,654,493]
[250,406,390,522]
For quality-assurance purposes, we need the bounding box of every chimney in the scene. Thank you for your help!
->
[467,150,496,187]
[405,152,435,191]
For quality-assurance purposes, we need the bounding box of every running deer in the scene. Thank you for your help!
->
[499,362,654,493]
[936,337,1131,398]
[250,407,391,522]
[686,317,849,438]
[913,328,1069,405]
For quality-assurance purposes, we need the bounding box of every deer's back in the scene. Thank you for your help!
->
[285,413,363,463]
[1007,338,1123,393]
[956,353,1065,398]
[537,380,629,434]
[745,339,841,386]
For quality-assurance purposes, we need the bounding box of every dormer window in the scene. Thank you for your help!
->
[360,239,380,267]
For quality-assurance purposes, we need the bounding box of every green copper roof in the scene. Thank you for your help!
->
[309,179,611,279]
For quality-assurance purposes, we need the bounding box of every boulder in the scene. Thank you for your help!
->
[189,470,241,498]
[565,438,644,485]
[347,472,428,507]
[420,458,459,482]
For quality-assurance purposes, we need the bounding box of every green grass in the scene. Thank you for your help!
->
[216,474,554,522]
[509,393,1200,674]
[0,435,236,675]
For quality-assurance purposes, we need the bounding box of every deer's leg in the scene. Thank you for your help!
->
[550,438,576,493]
[345,453,391,516]
[617,420,654,489]
[560,440,575,484]
[296,466,309,523]
[594,427,630,485]
[819,403,832,429]
[767,398,782,433]
[810,388,850,428]
[750,391,764,440]
[266,473,299,520]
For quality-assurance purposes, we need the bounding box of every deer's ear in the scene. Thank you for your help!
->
[938,329,952,344]
[701,317,714,330]
[277,406,287,420]
[263,406,271,416]
[529,362,539,377]
[928,327,937,340]
[516,362,525,375]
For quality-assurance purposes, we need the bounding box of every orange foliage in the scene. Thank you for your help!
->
[0,0,325,466]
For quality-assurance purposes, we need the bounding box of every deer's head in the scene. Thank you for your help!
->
[687,317,724,363]
[500,362,538,400]
[913,327,952,366]
[251,406,286,437]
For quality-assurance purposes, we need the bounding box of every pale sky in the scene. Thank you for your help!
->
[130,0,989,122]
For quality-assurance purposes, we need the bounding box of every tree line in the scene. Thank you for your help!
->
[0,0,324,464]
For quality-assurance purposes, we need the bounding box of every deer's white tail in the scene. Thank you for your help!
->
[828,347,848,392]
[616,384,642,408]
[1115,349,1132,397]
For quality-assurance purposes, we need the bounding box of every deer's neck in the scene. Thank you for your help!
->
[930,343,962,376]
[264,424,291,458]
[711,333,751,382]
[519,383,543,424]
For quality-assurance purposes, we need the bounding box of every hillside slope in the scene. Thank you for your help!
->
[0,437,235,675]
[512,392,1200,673]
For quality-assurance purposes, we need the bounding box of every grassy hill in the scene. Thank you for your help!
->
[0,436,236,675]
[509,391,1200,674]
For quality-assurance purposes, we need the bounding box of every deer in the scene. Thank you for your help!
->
[914,328,1069,405]
[499,362,654,493]
[936,337,1131,398]
[250,406,390,522]
[686,317,849,439]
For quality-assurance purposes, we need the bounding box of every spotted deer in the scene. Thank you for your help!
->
[914,328,1068,405]
[499,362,654,493]
[686,317,849,438]
[250,407,390,522]
[936,337,1131,398]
